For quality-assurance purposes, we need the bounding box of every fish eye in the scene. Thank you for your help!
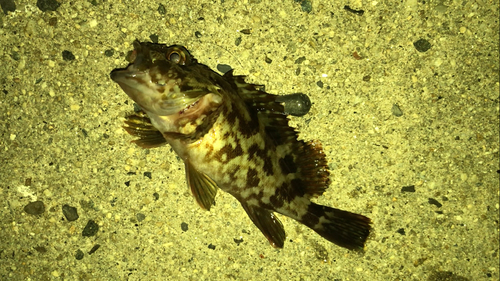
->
[168,51,182,64]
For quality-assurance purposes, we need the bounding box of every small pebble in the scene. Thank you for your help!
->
[88,244,100,255]
[34,246,47,253]
[181,222,189,232]
[344,5,364,16]
[104,49,114,57]
[24,201,45,215]
[235,37,242,46]
[276,93,312,117]
[313,243,329,262]
[62,50,75,61]
[36,0,60,12]
[133,103,142,112]
[82,220,99,237]
[217,64,232,74]
[10,51,20,60]
[157,4,166,15]
[136,213,146,222]
[1,0,16,13]
[62,204,79,221]
[294,56,306,64]
[435,4,448,13]
[298,0,313,13]
[401,185,415,192]
[428,198,443,208]
[413,39,432,52]
[75,249,84,260]
[428,271,468,281]
[48,17,57,26]
[392,104,403,117]
[149,34,159,44]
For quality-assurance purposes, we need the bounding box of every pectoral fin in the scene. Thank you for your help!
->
[185,162,218,210]
[240,202,286,248]
[123,112,167,148]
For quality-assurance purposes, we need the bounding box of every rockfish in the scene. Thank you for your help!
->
[110,41,371,249]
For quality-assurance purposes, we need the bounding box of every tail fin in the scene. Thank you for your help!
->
[301,203,371,250]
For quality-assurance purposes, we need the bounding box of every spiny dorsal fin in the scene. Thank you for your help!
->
[223,70,298,147]
[223,71,329,198]
[123,112,167,148]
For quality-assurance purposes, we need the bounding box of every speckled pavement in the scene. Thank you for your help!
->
[1,0,498,280]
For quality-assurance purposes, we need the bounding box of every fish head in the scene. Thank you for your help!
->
[110,41,221,118]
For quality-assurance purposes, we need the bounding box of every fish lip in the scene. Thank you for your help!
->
[110,69,137,93]
[110,65,147,89]
[110,70,137,91]
[110,67,136,83]
[109,69,124,82]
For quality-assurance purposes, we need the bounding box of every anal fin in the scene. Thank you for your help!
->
[185,162,218,210]
[240,202,286,248]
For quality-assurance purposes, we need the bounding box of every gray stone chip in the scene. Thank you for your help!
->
[24,201,45,215]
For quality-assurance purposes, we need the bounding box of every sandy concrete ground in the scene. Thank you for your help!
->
[1,0,498,280]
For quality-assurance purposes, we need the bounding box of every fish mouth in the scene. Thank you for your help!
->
[110,40,164,114]
[109,67,143,90]
[110,40,216,117]
[110,66,158,111]
[110,63,207,116]
[110,69,143,101]
[109,68,134,85]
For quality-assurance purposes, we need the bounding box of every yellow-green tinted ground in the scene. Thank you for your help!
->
[1,0,498,280]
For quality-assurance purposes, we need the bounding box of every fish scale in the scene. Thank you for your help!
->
[111,40,372,250]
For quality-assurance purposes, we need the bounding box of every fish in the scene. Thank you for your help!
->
[110,40,371,250]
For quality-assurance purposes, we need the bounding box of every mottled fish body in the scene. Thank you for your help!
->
[111,41,371,249]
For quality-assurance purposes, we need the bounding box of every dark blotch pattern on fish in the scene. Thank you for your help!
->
[213,143,244,163]
[247,168,260,188]
[279,154,297,174]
